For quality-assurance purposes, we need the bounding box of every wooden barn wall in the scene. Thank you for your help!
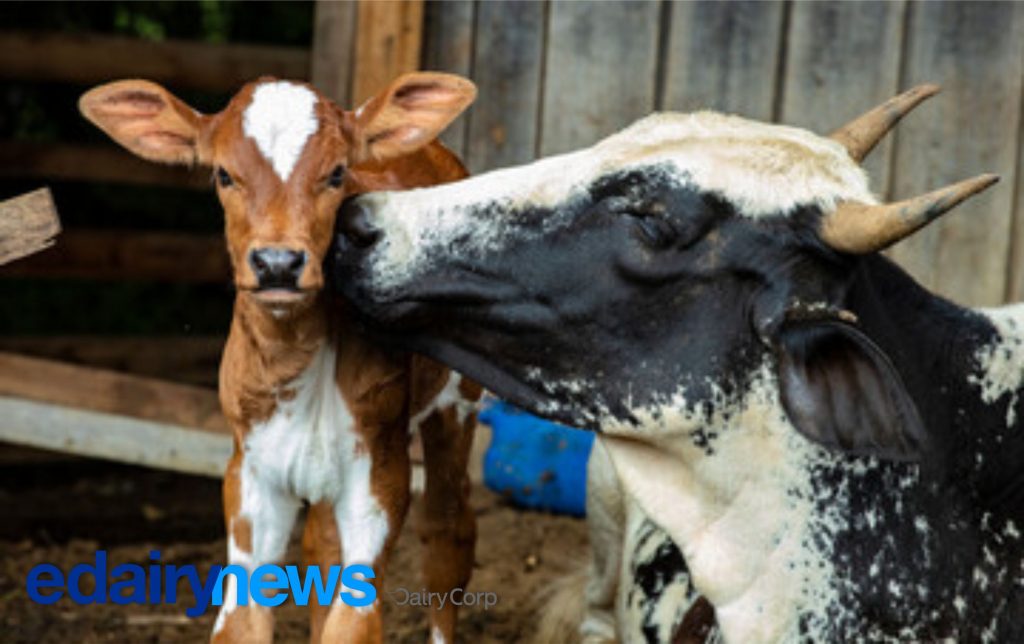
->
[421,0,1024,307]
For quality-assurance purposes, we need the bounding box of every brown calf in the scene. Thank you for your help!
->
[79,73,481,643]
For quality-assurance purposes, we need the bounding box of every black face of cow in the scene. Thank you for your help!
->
[330,111,953,459]
[333,158,927,460]
[338,167,756,424]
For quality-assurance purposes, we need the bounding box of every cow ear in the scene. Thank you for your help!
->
[775,319,927,460]
[348,72,476,164]
[79,80,209,166]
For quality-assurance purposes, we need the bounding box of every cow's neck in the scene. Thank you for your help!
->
[848,254,1024,508]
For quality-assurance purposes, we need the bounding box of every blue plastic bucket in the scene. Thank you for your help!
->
[478,400,595,517]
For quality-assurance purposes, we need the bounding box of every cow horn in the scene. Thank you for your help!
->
[819,174,1000,254]
[829,84,941,162]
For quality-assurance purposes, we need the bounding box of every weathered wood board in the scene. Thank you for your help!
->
[422,0,475,157]
[540,0,661,156]
[351,0,425,105]
[0,142,208,189]
[1012,117,1024,302]
[887,1,1024,306]
[662,1,785,121]
[780,1,906,193]
[311,0,357,106]
[0,336,225,388]
[466,0,546,173]
[3,230,228,283]
[0,188,60,266]
[0,396,232,478]
[0,31,308,93]
[0,352,228,434]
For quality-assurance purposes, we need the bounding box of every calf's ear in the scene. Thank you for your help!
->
[348,72,476,164]
[774,319,927,460]
[79,80,209,165]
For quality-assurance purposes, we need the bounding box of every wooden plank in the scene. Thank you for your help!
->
[0,188,60,265]
[422,0,475,157]
[0,31,309,92]
[0,352,228,434]
[311,0,357,106]
[466,0,545,173]
[780,2,905,194]
[662,1,785,121]
[1012,107,1024,301]
[887,2,1024,306]
[0,141,209,189]
[3,230,229,283]
[0,396,231,478]
[351,0,425,105]
[0,336,224,388]
[540,0,661,156]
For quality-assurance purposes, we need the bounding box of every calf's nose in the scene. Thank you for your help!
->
[248,247,307,289]
[338,196,381,249]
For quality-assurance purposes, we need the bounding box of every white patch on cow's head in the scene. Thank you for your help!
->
[243,81,319,181]
[968,303,1024,425]
[358,111,875,292]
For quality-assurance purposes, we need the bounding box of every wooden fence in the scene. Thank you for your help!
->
[5,1,1022,303]
[423,0,1024,308]
[1,0,1023,474]
[0,1,431,473]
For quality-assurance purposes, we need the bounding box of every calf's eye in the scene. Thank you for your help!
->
[327,165,345,188]
[215,167,233,188]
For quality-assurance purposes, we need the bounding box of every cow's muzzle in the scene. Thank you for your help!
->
[338,196,382,249]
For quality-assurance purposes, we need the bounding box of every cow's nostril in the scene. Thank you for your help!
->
[339,197,381,249]
[286,251,306,272]
[248,248,307,290]
[251,251,270,273]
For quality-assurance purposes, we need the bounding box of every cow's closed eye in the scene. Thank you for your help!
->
[631,212,677,249]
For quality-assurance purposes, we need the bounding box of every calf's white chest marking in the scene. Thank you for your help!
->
[243,343,391,572]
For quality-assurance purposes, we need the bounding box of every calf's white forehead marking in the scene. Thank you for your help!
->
[243,81,320,181]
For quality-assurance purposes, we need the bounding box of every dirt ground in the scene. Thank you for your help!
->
[0,456,588,643]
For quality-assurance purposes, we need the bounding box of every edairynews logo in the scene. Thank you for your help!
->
[25,550,375,617]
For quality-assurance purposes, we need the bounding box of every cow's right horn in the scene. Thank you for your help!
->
[829,84,941,162]
[819,174,1000,254]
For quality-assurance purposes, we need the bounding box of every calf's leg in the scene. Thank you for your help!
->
[213,451,301,643]
[321,427,411,643]
[302,502,341,643]
[416,404,478,643]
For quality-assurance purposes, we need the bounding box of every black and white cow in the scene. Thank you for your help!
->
[330,86,1024,642]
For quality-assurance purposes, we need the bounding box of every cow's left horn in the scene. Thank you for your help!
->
[829,84,940,162]
[819,174,1000,254]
